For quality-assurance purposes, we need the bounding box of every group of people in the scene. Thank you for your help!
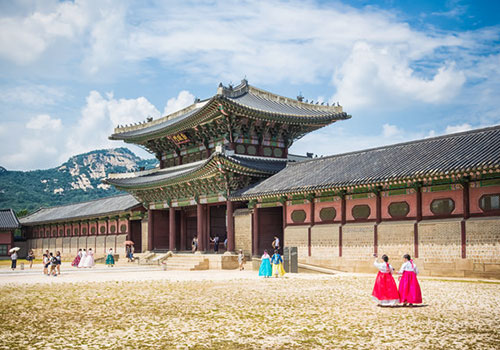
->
[372,253,422,307]
[257,236,284,278]
[191,235,229,254]
[71,248,95,268]
[42,250,62,276]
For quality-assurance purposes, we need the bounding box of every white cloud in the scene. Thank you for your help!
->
[64,90,161,159]
[163,90,195,116]
[382,124,403,138]
[26,114,62,130]
[445,123,472,134]
[0,0,89,64]
[0,84,65,106]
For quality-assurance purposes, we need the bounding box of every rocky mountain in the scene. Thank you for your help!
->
[0,148,157,213]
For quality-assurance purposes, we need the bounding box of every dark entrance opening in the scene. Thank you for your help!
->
[153,209,169,250]
[185,207,197,251]
[129,220,142,253]
[209,205,227,252]
[258,207,283,254]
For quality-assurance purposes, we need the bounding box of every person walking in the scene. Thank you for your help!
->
[372,254,399,307]
[211,235,220,254]
[272,236,280,252]
[271,250,285,278]
[78,249,87,268]
[106,248,115,267]
[191,236,198,253]
[55,251,62,275]
[398,254,422,306]
[83,248,95,268]
[43,253,49,275]
[258,250,272,277]
[49,253,57,276]
[238,250,245,271]
[26,249,35,269]
[10,250,18,270]
[72,249,82,267]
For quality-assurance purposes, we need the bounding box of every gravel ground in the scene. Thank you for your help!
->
[0,267,499,349]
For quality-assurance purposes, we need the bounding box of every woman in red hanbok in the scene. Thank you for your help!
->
[372,254,400,306]
[398,254,422,306]
[71,249,82,267]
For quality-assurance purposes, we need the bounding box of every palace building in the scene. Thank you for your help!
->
[20,80,500,278]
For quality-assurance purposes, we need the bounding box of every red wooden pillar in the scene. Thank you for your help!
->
[415,185,422,258]
[180,209,186,251]
[252,206,260,256]
[340,195,346,257]
[308,198,315,257]
[148,209,155,251]
[169,207,176,251]
[375,190,381,255]
[226,200,235,252]
[462,181,470,259]
[282,200,287,230]
[197,203,205,251]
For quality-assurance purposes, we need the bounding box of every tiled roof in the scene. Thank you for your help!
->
[234,125,500,198]
[0,209,20,230]
[20,194,141,225]
[110,80,349,141]
[105,153,288,188]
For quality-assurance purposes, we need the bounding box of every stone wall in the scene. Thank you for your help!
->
[377,221,415,260]
[284,225,309,259]
[234,209,252,256]
[275,217,500,279]
[28,234,129,260]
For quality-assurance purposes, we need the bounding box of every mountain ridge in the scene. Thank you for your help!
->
[0,148,157,213]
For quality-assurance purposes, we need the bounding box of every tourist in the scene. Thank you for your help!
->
[78,249,87,268]
[224,237,227,250]
[106,248,115,267]
[26,249,35,269]
[272,236,280,252]
[398,254,422,306]
[211,235,220,254]
[10,250,17,270]
[271,250,285,277]
[84,248,95,268]
[126,244,134,262]
[372,254,399,307]
[238,250,245,271]
[49,252,57,276]
[72,249,82,267]
[191,236,198,253]
[56,251,62,275]
[42,253,49,275]
[258,250,272,277]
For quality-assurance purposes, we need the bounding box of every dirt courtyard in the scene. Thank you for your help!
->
[0,268,499,349]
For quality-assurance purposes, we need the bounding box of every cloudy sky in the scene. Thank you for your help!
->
[0,0,499,170]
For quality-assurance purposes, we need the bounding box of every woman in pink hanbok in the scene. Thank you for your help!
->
[398,254,422,306]
[83,248,95,268]
[372,254,399,306]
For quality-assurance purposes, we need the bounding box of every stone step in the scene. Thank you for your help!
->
[164,257,209,271]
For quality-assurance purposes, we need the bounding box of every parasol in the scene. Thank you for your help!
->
[9,247,20,253]
[124,240,135,245]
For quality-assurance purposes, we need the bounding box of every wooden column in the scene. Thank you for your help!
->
[252,206,259,256]
[375,190,381,255]
[282,200,287,230]
[309,198,315,257]
[147,210,154,251]
[339,226,342,257]
[340,194,346,257]
[462,180,469,259]
[180,210,186,251]
[197,203,205,251]
[205,205,211,251]
[226,200,235,252]
[415,185,422,258]
[169,207,176,251]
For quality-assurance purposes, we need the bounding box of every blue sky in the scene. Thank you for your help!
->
[0,0,499,170]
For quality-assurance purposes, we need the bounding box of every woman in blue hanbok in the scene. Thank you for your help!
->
[271,250,285,277]
[259,250,272,277]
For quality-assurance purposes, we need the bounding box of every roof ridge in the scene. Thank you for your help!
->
[25,193,134,216]
[287,124,500,167]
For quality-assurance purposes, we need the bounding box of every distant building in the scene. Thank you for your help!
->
[0,209,20,256]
